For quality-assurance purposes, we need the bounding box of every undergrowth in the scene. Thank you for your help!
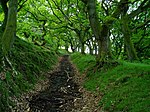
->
[0,37,58,111]
[71,52,150,112]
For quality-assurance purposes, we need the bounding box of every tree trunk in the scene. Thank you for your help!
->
[70,42,75,52]
[88,43,93,55]
[94,44,97,55]
[87,0,112,64]
[2,0,18,55]
[81,42,85,54]
[121,16,138,61]
[78,32,85,54]
[65,42,69,52]
[97,24,112,63]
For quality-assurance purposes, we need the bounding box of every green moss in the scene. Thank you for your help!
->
[71,53,150,112]
[0,37,58,111]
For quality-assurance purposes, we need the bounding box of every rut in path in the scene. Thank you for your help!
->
[29,55,82,112]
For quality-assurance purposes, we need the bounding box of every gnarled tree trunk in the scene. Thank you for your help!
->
[120,0,138,61]
[2,0,18,55]
[121,16,138,61]
[86,0,112,64]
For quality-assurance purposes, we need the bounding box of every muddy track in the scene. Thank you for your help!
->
[29,55,81,112]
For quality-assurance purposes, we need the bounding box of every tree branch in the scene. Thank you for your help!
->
[17,0,28,12]
[46,0,63,23]
[128,0,150,18]
[51,0,72,23]
[132,18,150,32]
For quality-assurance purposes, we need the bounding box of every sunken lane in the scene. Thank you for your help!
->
[29,55,81,112]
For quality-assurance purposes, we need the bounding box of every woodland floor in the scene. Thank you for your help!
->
[12,55,101,112]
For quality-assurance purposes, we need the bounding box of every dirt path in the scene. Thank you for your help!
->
[29,55,82,112]
[12,55,102,112]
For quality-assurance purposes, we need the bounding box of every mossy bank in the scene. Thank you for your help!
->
[0,37,58,111]
[71,53,150,112]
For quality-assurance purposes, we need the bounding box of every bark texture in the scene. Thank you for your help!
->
[121,17,138,61]
[86,0,112,64]
[2,0,18,55]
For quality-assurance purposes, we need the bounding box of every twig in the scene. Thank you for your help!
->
[64,70,72,82]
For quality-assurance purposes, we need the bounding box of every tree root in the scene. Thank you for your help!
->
[95,60,119,72]
[2,56,18,77]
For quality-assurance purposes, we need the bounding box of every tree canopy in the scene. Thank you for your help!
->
[0,0,149,63]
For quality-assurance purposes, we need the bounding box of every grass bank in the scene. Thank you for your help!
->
[71,53,150,112]
[0,37,58,111]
